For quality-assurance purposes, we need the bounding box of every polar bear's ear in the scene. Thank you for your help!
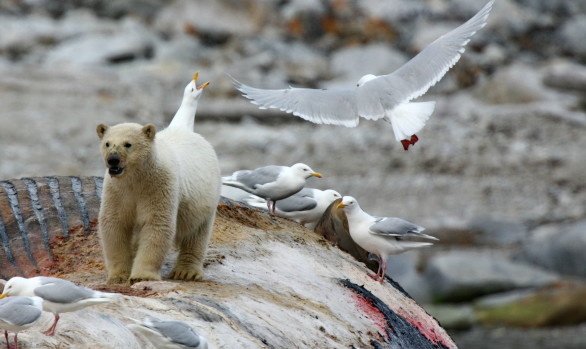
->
[96,124,109,139]
[142,124,156,140]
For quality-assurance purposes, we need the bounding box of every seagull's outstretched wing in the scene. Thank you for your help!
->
[357,0,494,117]
[233,1,493,125]
[232,78,359,127]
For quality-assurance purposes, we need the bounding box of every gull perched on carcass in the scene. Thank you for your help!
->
[222,163,323,213]
[338,196,438,282]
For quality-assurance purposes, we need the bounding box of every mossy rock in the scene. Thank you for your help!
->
[475,282,586,327]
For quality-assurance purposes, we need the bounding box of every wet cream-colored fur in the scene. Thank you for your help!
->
[96,122,220,284]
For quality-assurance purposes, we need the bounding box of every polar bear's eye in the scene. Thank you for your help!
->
[124,142,132,148]
[105,142,110,148]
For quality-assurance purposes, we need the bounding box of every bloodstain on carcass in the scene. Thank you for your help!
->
[350,291,391,341]
[342,279,454,349]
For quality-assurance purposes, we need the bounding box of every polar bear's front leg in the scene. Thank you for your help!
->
[98,211,134,284]
[129,209,176,283]
[169,212,215,281]
[168,236,206,281]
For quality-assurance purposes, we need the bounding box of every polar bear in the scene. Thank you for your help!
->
[96,74,220,284]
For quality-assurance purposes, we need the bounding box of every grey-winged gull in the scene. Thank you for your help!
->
[128,318,208,349]
[232,1,494,150]
[246,187,341,229]
[1,276,117,336]
[222,163,323,213]
[0,296,43,349]
[168,72,210,131]
[338,196,438,282]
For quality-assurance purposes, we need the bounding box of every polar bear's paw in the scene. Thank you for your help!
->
[129,270,162,284]
[168,265,204,281]
[107,272,130,284]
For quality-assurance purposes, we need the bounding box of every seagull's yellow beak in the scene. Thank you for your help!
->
[337,203,347,208]
[311,172,323,178]
[0,294,7,299]
[193,72,211,90]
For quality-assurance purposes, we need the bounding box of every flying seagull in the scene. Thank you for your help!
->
[232,1,494,150]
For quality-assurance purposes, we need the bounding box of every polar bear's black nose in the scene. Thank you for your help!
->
[107,155,120,167]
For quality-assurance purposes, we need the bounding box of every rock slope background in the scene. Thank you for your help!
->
[0,0,585,348]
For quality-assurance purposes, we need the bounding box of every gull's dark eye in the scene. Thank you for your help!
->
[124,142,132,148]
[105,142,110,148]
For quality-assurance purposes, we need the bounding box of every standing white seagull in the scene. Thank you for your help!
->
[1,276,117,336]
[338,196,438,282]
[168,72,210,131]
[222,163,323,213]
[246,187,341,229]
[0,296,43,349]
[232,1,494,150]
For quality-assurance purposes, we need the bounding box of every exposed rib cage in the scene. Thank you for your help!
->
[0,176,103,278]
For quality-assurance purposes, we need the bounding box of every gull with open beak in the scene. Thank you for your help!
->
[169,72,210,131]
[338,196,438,282]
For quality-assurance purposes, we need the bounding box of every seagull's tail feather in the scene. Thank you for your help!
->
[388,101,436,142]
[89,297,114,304]
[221,175,250,192]
[97,290,120,299]
[408,230,440,241]
[396,241,434,251]
[244,195,267,208]
[221,178,242,188]
[221,170,254,188]
[126,322,162,343]
[221,172,239,183]
[75,296,115,310]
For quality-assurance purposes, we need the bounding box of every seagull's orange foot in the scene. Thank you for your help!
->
[41,328,56,337]
[368,272,381,281]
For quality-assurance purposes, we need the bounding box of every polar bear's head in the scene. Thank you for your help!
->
[96,123,156,178]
